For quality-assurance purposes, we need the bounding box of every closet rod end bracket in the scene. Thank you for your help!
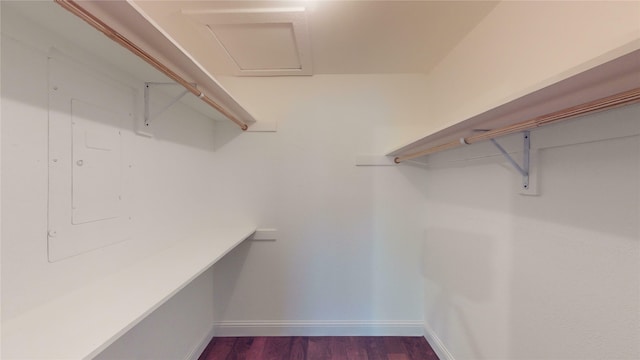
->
[490,131,531,191]
[143,82,196,127]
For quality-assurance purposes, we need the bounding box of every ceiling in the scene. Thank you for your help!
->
[130,0,499,76]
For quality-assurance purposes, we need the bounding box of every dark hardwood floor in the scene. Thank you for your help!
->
[198,336,439,360]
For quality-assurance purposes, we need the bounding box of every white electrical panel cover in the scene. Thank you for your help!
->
[48,49,133,262]
[72,99,122,224]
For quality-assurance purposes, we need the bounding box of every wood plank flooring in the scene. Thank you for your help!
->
[198,336,439,360]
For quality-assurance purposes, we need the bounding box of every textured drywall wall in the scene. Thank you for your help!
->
[421,103,640,359]
[209,74,431,334]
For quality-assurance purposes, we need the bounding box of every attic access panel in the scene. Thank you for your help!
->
[184,7,312,76]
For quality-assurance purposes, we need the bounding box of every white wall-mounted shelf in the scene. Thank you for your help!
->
[54,0,257,130]
[388,48,640,161]
[1,226,256,360]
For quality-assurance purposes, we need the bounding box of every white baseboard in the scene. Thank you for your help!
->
[424,324,455,360]
[185,325,216,360]
[213,320,424,337]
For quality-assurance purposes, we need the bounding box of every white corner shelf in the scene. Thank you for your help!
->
[1,226,256,360]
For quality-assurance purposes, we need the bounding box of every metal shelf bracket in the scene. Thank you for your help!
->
[490,131,530,190]
[144,82,195,127]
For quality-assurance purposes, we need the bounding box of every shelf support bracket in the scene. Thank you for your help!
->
[490,131,530,190]
[144,82,195,127]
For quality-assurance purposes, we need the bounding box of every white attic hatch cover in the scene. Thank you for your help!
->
[184,7,312,76]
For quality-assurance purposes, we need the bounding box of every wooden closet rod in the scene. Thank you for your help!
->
[54,0,249,131]
[394,87,640,163]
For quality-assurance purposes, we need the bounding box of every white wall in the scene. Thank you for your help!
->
[208,74,430,335]
[413,4,640,356]
[420,103,640,359]
[399,0,640,149]
[1,4,225,358]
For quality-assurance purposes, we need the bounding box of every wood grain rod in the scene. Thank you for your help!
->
[394,87,640,163]
[54,0,249,131]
